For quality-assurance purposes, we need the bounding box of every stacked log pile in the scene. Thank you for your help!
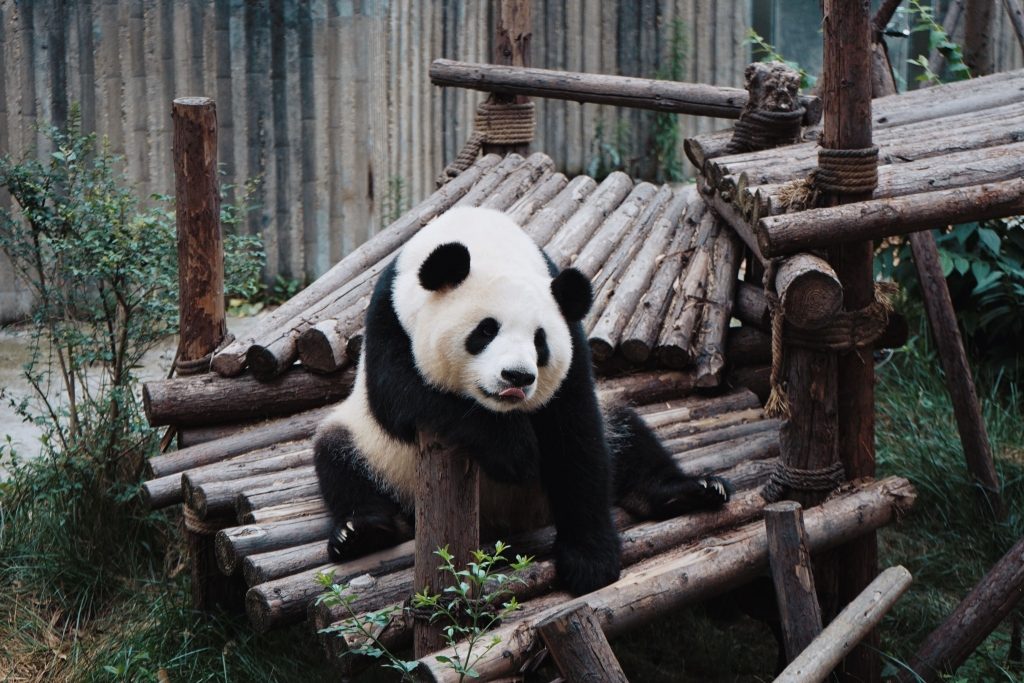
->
[686,67,1024,263]
[143,152,747,435]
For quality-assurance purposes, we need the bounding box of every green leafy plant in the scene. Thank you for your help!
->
[905,0,971,84]
[0,108,264,614]
[587,118,631,181]
[746,29,816,90]
[875,219,1024,376]
[317,541,534,681]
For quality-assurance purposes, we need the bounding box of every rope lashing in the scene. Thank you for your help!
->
[726,108,805,154]
[762,274,897,420]
[811,145,880,196]
[183,505,223,536]
[173,332,235,376]
[762,460,847,502]
[436,98,536,186]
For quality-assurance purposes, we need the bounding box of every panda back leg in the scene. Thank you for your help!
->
[314,425,414,561]
[608,405,730,518]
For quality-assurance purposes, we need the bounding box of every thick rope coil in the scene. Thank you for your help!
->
[763,259,790,419]
[810,145,880,197]
[183,505,222,536]
[726,107,805,154]
[762,460,847,502]
[174,332,236,377]
[436,99,536,186]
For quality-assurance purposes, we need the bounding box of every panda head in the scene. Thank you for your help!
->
[391,207,591,413]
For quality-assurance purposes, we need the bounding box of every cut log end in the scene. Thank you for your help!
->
[619,339,651,365]
[589,338,616,363]
[215,530,241,576]
[210,350,247,377]
[246,346,283,381]
[245,588,275,634]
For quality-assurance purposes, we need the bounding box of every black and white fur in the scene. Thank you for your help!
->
[314,207,729,595]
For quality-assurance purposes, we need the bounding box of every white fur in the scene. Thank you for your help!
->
[392,207,574,413]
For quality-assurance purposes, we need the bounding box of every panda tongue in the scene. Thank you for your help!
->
[499,387,526,400]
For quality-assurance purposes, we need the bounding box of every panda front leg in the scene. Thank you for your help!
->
[313,425,414,562]
[608,405,730,519]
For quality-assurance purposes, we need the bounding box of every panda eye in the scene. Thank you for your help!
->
[479,318,499,337]
[535,327,550,367]
[466,317,500,355]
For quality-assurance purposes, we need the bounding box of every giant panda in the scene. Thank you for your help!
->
[314,206,729,595]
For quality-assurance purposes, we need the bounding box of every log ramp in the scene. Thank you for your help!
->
[144,69,1024,682]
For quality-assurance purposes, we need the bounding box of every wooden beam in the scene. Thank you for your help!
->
[775,566,913,683]
[765,501,824,664]
[899,535,1024,682]
[430,59,823,125]
[1003,0,1024,55]
[909,230,1003,516]
[756,179,1024,257]
[484,0,532,156]
[965,0,996,76]
[537,604,628,683]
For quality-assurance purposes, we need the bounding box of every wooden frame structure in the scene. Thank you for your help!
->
[155,1,1024,681]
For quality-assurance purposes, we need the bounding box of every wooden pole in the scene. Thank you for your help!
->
[536,604,629,683]
[1004,0,1024,54]
[910,231,1004,514]
[172,97,226,372]
[482,0,532,157]
[431,59,823,125]
[775,566,913,683]
[898,535,1024,682]
[413,431,480,658]
[821,3,880,681]
[765,502,824,664]
[965,0,996,76]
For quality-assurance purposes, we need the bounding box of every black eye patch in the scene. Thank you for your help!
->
[465,317,500,355]
[535,328,550,367]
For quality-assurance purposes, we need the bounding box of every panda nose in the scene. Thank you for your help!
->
[501,369,536,387]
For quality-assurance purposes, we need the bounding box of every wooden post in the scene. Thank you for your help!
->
[172,97,226,372]
[775,566,913,683]
[536,603,629,683]
[899,535,1024,682]
[483,0,532,157]
[765,502,824,664]
[413,431,480,658]
[965,0,996,76]
[821,3,879,681]
[1004,0,1024,54]
[172,96,237,612]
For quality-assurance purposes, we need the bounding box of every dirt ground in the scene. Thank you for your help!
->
[0,315,264,478]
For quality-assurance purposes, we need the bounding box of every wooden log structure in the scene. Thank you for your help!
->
[775,566,913,683]
[429,59,823,124]
[898,535,1024,683]
[415,478,917,682]
[765,501,824,664]
[1005,0,1024,54]
[482,0,532,157]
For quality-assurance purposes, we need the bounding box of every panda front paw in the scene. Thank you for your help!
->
[648,475,731,518]
[327,514,407,562]
[555,534,622,596]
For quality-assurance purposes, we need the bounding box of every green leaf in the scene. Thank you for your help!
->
[953,256,970,275]
[977,227,1002,254]
[939,251,954,276]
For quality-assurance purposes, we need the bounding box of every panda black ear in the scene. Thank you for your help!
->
[419,242,471,291]
[551,268,592,323]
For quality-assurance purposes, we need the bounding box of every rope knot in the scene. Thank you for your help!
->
[437,98,536,186]
[762,460,847,502]
[810,145,880,198]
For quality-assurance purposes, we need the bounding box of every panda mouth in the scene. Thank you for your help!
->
[483,386,528,403]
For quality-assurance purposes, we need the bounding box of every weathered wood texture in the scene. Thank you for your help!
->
[536,604,629,683]
[416,477,917,681]
[776,566,913,683]
[765,501,823,664]
[172,97,225,368]
[430,59,822,123]
[0,0,760,320]
[413,431,480,657]
[899,535,1024,683]
[909,229,1004,516]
